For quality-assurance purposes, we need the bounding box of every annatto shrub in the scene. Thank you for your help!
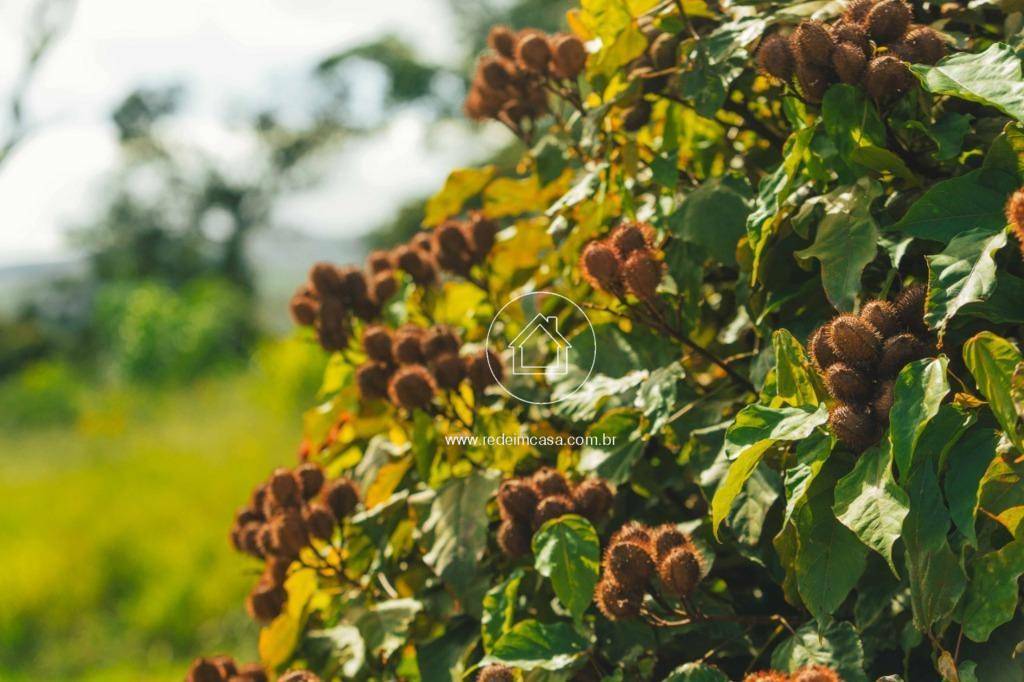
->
[190,1,1024,679]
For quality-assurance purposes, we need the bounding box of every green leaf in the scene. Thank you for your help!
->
[771,329,826,408]
[485,619,590,671]
[771,620,868,682]
[662,662,731,681]
[833,445,910,575]
[795,177,882,311]
[962,540,1024,642]
[308,624,365,678]
[481,570,523,653]
[821,84,886,161]
[356,598,423,661]
[669,174,752,265]
[962,272,1024,325]
[634,362,688,433]
[925,228,1008,335]
[532,515,601,621]
[911,43,1024,121]
[422,166,495,226]
[978,458,1024,537]
[889,357,950,476]
[420,469,500,598]
[964,332,1024,453]
[889,168,1016,243]
[578,409,645,484]
[945,429,1001,547]
[712,404,829,537]
[783,431,834,526]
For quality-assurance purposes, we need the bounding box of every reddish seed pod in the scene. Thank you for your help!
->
[743,672,790,682]
[793,665,842,682]
[186,658,224,682]
[610,222,654,260]
[309,262,343,297]
[844,0,875,23]
[832,21,871,54]
[809,324,840,371]
[860,300,900,338]
[516,31,551,73]
[863,55,914,101]
[488,26,517,59]
[293,463,324,500]
[247,581,286,623]
[605,540,655,591]
[878,333,928,378]
[434,220,471,259]
[873,379,895,424]
[466,349,502,392]
[826,363,874,403]
[393,325,426,365]
[866,0,912,43]
[832,42,867,84]
[532,467,571,497]
[421,325,461,360]
[303,503,336,541]
[367,250,393,274]
[658,545,702,597]
[271,509,307,557]
[270,468,301,507]
[264,555,290,586]
[795,61,830,102]
[580,240,622,292]
[289,292,319,327]
[532,494,576,529]
[828,314,882,365]
[757,33,794,80]
[897,26,946,64]
[1007,189,1024,257]
[466,212,499,260]
[336,266,368,305]
[478,664,516,682]
[393,244,436,285]
[370,271,398,304]
[551,33,587,78]
[572,479,614,522]
[356,361,391,400]
[316,298,349,351]
[362,325,394,364]
[235,664,269,682]
[610,521,653,547]
[279,671,321,682]
[497,519,533,558]
[650,524,690,561]
[388,364,437,410]
[894,283,928,334]
[498,478,541,522]
[595,577,643,621]
[829,404,881,451]
[430,352,466,390]
[791,20,834,67]
[622,249,663,301]
[480,56,513,90]
[323,478,360,520]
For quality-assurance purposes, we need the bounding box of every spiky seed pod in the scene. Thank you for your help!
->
[247,581,286,623]
[356,362,391,400]
[659,546,703,597]
[478,664,516,682]
[434,220,471,259]
[388,364,437,410]
[466,349,502,392]
[430,353,465,390]
[791,21,834,66]
[186,658,223,682]
[304,503,336,541]
[651,524,690,561]
[479,57,513,90]
[533,494,576,529]
[864,54,914,101]
[501,98,531,123]
[579,240,622,292]
[234,663,268,682]
[323,478,360,520]
[271,509,307,556]
[795,62,830,102]
[832,21,871,54]
[497,519,533,558]
[393,244,436,285]
[316,298,349,351]
[828,314,882,365]
[466,212,499,260]
[866,0,912,42]
[894,283,928,334]
[336,267,368,305]
[830,404,881,451]
[743,672,790,682]
[351,293,379,322]
[532,467,571,497]
[833,42,868,84]
[610,222,654,260]
[605,540,655,591]
[879,333,928,377]
[860,300,901,338]
[255,524,276,557]
[289,291,319,326]
[872,379,895,424]
[551,34,587,78]
[610,521,653,547]
[1007,189,1024,256]
[793,665,842,682]
[210,656,238,678]
[264,555,290,586]
[826,363,874,403]
[897,26,946,64]
[393,326,426,365]
[367,250,393,274]
[279,672,321,682]
[269,468,301,507]
[623,100,652,131]
[362,325,394,364]
[309,262,343,297]
[371,271,398,304]
[516,32,551,73]
[595,577,643,620]
[623,249,663,301]
[294,463,324,500]
[422,325,461,360]
[238,522,263,556]
[498,479,541,522]
[809,324,841,371]
[572,479,614,522]
[650,33,680,70]
[488,25,517,59]
[757,33,795,80]
[236,505,263,526]
[844,0,876,23]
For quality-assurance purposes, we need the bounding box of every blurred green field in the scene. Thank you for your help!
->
[0,338,326,681]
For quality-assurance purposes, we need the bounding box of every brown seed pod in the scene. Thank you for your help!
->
[896,26,946,64]
[833,42,868,84]
[336,267,368,305]
[516,31,551,73]
[270,509,307,556]
[793,665,842,682]
[743,672,790,682]
[551,33,587,78]
[610,222,654,260]
[605,540,655,591]
[309,262,343,298]
[289,291,319,327]
[532,467,571,497]
[422,325,461,360]
[247,581,286,623]
[595,577,643,621]
[872,378,895,424]
[323,478,360,520]
[572,479,614,522]
[866,0,912,43]
[316,298,349,351]
[498,479,541,522]
[879,333,928,377]
[303,503,336,541]
[356,361,391,400]
[388,364,437,410]
[832,21,871,54]
[466,349,502,392]
[791,20,834,67]
[828,314,882,365]
[860,300,900,338]
[264,555,290,587]
[826,363,874,403]
[650,32,680,71]
[186,658,224,682]
[623,100,652,131]
[894,283,928,334]
[1007,189,1024,257]
[795,61,830,102]
[809,324,840,371]
[488,26,517,59]
[650,524,690,561]
[367,250,393,274]
[479,56,513,90]
[533,494,576,529]
[757,33,795,80]
[844,0,876,23]
[864,54,914,101]
[610,521,653,547]
[362,325,394,364]
[579,240,622,292]
[622,249,663,301]
[370,271,398,305]
[235,505,264,526]
[430,352,465,390]
[658,545,702,597]
[270,468,301,507]
[234,663,268,682]
[466,212,499,260]
[238,522,263,556]
[829,404,881,451]
[478,664,516,682]
[393,325,426,365]
[497,519,533,558]
[434,220,471,258]
[393,244,436,285]
[279,672,321,682]
[294,463,324,500]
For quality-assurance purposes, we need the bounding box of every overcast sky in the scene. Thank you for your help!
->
[0,0,497,266]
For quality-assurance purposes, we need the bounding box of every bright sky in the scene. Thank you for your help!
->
[0,0,498,266]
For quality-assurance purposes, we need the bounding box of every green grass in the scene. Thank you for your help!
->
[0,339,325,681]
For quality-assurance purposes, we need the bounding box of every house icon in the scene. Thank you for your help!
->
[507,314,572,376]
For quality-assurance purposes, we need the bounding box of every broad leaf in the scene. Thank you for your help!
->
[945,428,1000,547]
[964,332,1024,452]
[889,168,1015,242]
[925,228,1008,334]
[663,662,731,681]
[771,329,826,408]
[669,174,752,265]
[532,515,601,621]
[962,540,1024,642]
[357,598,422,661]
[423,166,495,226]
[889,357,950,476]
[485,619,590,671]
[911,43,1024,121]
[579,409,645,483]
[481,570,523,653]
[771,620,868,682]
[783,430,834,526]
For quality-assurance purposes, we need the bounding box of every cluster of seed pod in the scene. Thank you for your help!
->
[621,17,683,131]
[809,283,934,451]
[594,522,704,622]
[465,26,586,126]
[744,666,841,682]
[579,222,664,302]
[356,323,502,410]
[185,656,266,682]
[229,464,360,623]
[495,468,614,558]
[1006,188,1024,257]
[476,664,515,682]
[757,0,946,102]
